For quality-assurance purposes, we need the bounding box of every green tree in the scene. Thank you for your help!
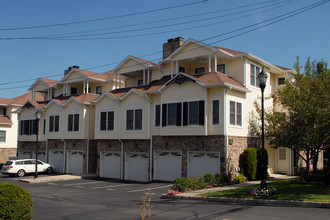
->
[266,57,329,174]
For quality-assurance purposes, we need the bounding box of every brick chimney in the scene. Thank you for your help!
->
[163,37,184,59]
[64,65,80,76]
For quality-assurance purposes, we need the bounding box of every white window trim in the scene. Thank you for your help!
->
[99,110,115,132]
[48,115,60,133]
[229,99,243,128]
[166,102,179,127]
[217,63,226,74]
[187,100,200,126]
[154,104,161,128]
[278,77,286,86]
[125,108,143,132]
[211,99,220,126]
[250,63,261,88]
[67,113,79,132]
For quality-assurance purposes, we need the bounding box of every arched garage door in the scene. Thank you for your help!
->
[154,151,182,181]
[125,152,149,182]
[100,151,121,179]
[188,152,220,177]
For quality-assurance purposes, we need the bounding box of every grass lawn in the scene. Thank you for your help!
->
[201,180,330,202]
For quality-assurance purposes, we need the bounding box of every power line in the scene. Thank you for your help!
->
[0,0,327,91]
[0,0,209,31]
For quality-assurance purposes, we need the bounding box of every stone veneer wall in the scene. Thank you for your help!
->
[152,135,226,178]
[17,141,46,159]
[0,148,17,163]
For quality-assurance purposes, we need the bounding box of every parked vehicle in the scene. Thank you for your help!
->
[1,159,56,177]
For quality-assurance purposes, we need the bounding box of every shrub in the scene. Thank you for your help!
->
[172,178,189,192]
[256,149,268,180]
[233,174,248,184]
[203,173,216,185]
[241,148,258,181]
[187,177,205,191]
[0,182,33,219]
[0,163,3,170]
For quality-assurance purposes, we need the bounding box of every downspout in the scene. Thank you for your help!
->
[145,94,152,182]
[224,86,232,176]
[117,101,124,180]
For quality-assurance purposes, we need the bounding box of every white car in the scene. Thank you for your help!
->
[1,159,56,177]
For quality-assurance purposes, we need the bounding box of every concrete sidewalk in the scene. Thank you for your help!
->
[19,173,97,183]
[162,174,330,208]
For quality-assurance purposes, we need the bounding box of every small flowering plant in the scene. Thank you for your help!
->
[250,187,276,197]
[167,190,181,195]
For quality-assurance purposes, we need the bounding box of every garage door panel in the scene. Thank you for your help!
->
[189,152,220,177]
[125,153,149,182]
[154,151,182,181]
[67,151,83,174]
[100,152,121,179]
[18,151,31,159]
[49,150,64,173]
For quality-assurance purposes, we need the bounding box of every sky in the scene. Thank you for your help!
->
[1,0,329,99]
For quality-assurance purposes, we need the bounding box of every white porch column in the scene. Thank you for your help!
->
[171,62,174,77]
[176,60,179,74]
[119,75,122,88]
[83,80,86,93]
[143,69,146,85]
[208,54,212,73]
[214,54,217,72]
[86,80,89,93]
[115,74,118,89]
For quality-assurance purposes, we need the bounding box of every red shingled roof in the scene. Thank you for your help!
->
[39,78,58,87]
[192,72,247,89]
[214,46,246,56]
[0,115,12,125]
[131,56,156,66]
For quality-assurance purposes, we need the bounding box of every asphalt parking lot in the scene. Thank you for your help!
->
[1,173,330,220]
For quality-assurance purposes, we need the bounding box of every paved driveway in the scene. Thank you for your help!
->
[1,174,330,220]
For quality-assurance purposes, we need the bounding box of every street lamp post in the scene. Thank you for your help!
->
[258,68,268,189]
[34,110,40,179]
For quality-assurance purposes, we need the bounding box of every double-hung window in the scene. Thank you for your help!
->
[68,114,79,132]
[20,119,39,135]
[126,109,142,131]
[195,67,205,74]
[155,105,160,127]
[250,64,261,87]
[217,64,226,74]
[0,130,5,142]
[49,115,59,132]
[278,77,285,85]
[100,111,114,131]
[230,101,242,126]
[212,100,220,125]
[167,103,178,126]
[188,101,199,125]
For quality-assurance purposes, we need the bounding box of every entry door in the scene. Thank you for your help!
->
[277,147,290,174]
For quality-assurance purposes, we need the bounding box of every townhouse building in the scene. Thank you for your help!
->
[17,37,300,181]
[0,92,43,163]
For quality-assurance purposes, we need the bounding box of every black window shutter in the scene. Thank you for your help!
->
[162,104,167,127]
[183,102,188,126]
[199,100,205,125]
[176,102,182,126]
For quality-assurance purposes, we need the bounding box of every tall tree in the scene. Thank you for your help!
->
[266,57,329,173]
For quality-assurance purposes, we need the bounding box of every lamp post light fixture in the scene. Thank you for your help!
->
[34,110,41,179]
[258,68,268,189]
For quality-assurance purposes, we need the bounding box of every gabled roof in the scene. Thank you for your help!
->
[28,78,59,91]
[60,68,111,83]
[18,100,47,114]
[0,115,12,125]
[113,55,156,72]
[0,92,43,107]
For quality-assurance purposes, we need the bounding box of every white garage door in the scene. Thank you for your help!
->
[49,150,64,173]
[100,151,121,179]
[188,152,220,177]
[125,153,149,182]
[66,151,83,174]
[18,151,31,159]
[154,151,182,181]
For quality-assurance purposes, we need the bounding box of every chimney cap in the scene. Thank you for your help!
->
[174,37,183,41]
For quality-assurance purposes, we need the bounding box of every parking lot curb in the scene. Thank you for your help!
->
[20,174,82,183]
[161,194,330,208]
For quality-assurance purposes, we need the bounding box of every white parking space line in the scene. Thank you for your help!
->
[75,186,84,188]
[48,183,58,185]
[127,184,172,193]
[63,181,102,187]
[93,183,133,189]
